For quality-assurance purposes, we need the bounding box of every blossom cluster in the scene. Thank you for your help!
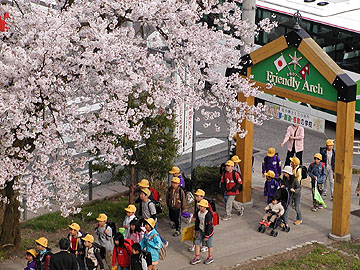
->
[0,0,275,216]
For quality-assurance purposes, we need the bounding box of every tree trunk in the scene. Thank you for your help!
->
[129,166,135,204]
[0,180,21,249]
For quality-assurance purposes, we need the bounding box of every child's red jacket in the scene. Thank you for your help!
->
[112,239,133,267]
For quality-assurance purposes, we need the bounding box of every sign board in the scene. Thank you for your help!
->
[265,101,325,132]
[174,104,193,154]
[251,46,338,104]
[174,103,184,154]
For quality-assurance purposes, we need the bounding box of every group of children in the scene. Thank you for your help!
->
[260,139,335,227]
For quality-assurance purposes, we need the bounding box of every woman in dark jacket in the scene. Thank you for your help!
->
[280,166,302,226]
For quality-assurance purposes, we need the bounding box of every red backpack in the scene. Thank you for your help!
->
[149,187,159,201]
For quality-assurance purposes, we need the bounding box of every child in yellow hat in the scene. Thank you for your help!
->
[24,249,37,270]
[123,204,137,239]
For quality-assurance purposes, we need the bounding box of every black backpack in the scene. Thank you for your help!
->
[93,242,106,259]
[204,197,216,212]
[219,163,226,175]
[106,221,117,236]
[296,165,308,180]
[140,250,152,266]
[150,200,163,215]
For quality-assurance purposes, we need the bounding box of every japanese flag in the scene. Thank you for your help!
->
[274,55,287,72]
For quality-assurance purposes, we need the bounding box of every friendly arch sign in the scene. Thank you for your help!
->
[229,28,356,241]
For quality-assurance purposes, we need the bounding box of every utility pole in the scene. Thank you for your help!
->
[240,0,256,55]
[236,0,256,205]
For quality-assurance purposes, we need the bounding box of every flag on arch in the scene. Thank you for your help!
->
[273,54,287,72]
[299,62,310,79]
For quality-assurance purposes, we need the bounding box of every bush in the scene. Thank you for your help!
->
[194,166,221,195]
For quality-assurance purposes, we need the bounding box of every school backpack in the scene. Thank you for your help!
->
[140,250,152,266]
[106,221,117,236]
[151,200,163,215]
[219,163,226,175]
[296,165,308,180]
[203,197,219,226]
[149,187,160,201]
[93,242,106,259]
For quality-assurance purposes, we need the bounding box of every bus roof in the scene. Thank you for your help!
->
[257,0,360,33]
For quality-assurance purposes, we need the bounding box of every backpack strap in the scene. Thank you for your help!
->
[123,240,132,256]
[45,254,51,270]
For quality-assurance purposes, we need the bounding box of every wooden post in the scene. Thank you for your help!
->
[330,100,355,240]
[235,93,254,203]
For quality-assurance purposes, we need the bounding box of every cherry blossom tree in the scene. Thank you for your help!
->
[0,0,276,247]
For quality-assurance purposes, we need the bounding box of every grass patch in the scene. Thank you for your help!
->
[21,212,69,232]
[270,245,355,270]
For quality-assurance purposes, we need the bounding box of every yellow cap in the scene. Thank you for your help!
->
[145,218,156,229]
[194,189,205,197]
[124,204,136,213]
[197,199,209,208]
[326,139,334,146]
[267,147,275,157]
[141,188,151,197]
[169,166,180,174]
[81,234,94,243]
[138,179,150,188]
[314,153,322,160]
[68,222,80,231]
[264,170,275,178]
[96,213,108,222]
[171,177,180,184]
[35,237,48,248]
[225,160,234,167]
[231,155,241,163]
[26,249,37,258]
[290,157,300,166]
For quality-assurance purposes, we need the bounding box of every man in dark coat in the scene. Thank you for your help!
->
[50,238,78,270]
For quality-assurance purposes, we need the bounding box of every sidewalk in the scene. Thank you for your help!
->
[155,154,360,269]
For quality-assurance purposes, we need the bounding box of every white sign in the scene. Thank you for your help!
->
[174,104,194,154]
[174,103,185,154]
[265,101,325,133]
[183,105,194,152]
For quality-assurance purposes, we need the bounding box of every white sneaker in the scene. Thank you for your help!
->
[188,245,195,252]
[201,246,208,252]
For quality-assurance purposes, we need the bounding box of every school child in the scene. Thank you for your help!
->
[95,213,114,269]
[231,155,242,175]
[169,166,185,188]
[82,234,104,270]
[166,177,186,237]
[263,170,279,204]
[190,199,214,265]
[290,157,302,183]
[188,189,214,252]
[130,243,148,270]
[308,153,326,211]
[34,237,52,270]
[260,196,284,227]
[68,222,85,270]
[112,233,133,270]
[129,219,144,244]
[24,249,37,270]
[220,160,243,220]
[140,218,162,270]
[123,204,137,239]
[262,147,281,177]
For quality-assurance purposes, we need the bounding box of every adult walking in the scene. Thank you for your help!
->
[320,139,335,199]
[279,166,302,226]
[281,124,304,166]
[50,238,78,270]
